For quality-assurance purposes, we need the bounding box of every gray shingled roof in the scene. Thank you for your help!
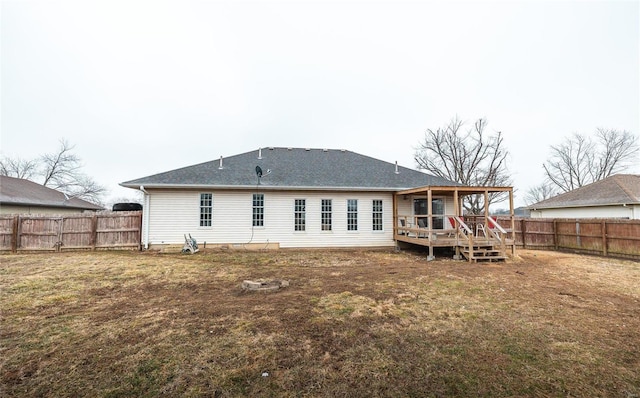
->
[121,147,459,191]
[528,174,640,209]
[0,176,103,210]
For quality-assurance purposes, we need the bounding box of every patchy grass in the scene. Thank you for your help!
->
[1,249,639,397]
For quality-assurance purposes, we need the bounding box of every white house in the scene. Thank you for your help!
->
[120,147,461,250]
[528,174,640,219]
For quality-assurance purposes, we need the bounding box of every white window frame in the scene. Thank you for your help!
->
[372,199,383,231]
[294,199,306,231]
[321,199,332,231]
[200,193,213,227]
[347,199,358,231]
[253,193,264,227]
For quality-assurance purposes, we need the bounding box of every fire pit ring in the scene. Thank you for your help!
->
[242,279,289,292]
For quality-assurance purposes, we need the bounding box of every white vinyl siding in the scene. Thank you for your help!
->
[530,205,639,219]
[143,189,396,248]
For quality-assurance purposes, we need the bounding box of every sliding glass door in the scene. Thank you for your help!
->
[413,198,444,229]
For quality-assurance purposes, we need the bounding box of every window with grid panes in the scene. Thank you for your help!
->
[321,199,332,231]
[200,193,212,227]
[372,199,383,231]
[294,199,306,231]
[253,193,264,227]
[347,199,358,231]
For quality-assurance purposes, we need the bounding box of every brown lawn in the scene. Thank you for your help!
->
[1,248,639,397]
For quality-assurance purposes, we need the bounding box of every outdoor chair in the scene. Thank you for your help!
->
[417,218,428,238]
[398,219,407,235]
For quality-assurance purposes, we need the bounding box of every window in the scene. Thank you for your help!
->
[200,193,212,227]
[294,199,306,231]
[321,199,332,231]
[253,193,264,227]
[347,199,358,231]
[372,199,383,231]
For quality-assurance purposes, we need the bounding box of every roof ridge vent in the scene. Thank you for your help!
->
[323,148,328,152]
[305,148,311,151]
[340,149,346,152]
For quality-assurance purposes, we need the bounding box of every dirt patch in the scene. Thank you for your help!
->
[1,249,639,397]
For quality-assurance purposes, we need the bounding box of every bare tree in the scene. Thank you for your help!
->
[524,182,557,205]
[415,117,512,214]
[543,129,639,192]
[0,139,106,204]
[0,157,39,179]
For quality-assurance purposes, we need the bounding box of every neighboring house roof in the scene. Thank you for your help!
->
[528,174,640,210]
[0,175,103,211]
[121,147,460,191]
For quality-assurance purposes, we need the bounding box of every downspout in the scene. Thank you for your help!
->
[140,185,150,250]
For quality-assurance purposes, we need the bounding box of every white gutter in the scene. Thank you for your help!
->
[121,183,420,192]
[139,185,150,250]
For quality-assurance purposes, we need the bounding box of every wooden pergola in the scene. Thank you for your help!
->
[392,186,516,262]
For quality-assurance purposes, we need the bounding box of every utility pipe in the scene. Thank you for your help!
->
[139,185,150,250]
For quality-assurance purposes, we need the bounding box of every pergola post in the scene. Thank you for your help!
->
[393,193,398,241]
[509,189,516,256]
[453,189,461,260]
[484,190,489,220]
[427,188,434,261]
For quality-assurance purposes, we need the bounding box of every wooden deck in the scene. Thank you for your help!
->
[395,230,516,262]
[394,216,516,262]
[393,185,517,262]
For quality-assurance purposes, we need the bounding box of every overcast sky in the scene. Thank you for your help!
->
[2,0,639,207]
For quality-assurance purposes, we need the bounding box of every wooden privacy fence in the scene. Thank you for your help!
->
[495,217,640,259]
[0,211,142,253]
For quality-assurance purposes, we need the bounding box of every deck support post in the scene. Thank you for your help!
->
[453,246,462,260]
[452,189,462,260]
[509,189,516,256]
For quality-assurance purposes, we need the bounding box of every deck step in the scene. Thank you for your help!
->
[460,245,508,262]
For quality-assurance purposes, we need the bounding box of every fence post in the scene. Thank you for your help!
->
[601,220,607,256]
[553,220,558,250]
[56,217,64,252]
[137,212,143,251]
[11,215,19,253]
[91,214,98,251]
[521,219,526,249]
